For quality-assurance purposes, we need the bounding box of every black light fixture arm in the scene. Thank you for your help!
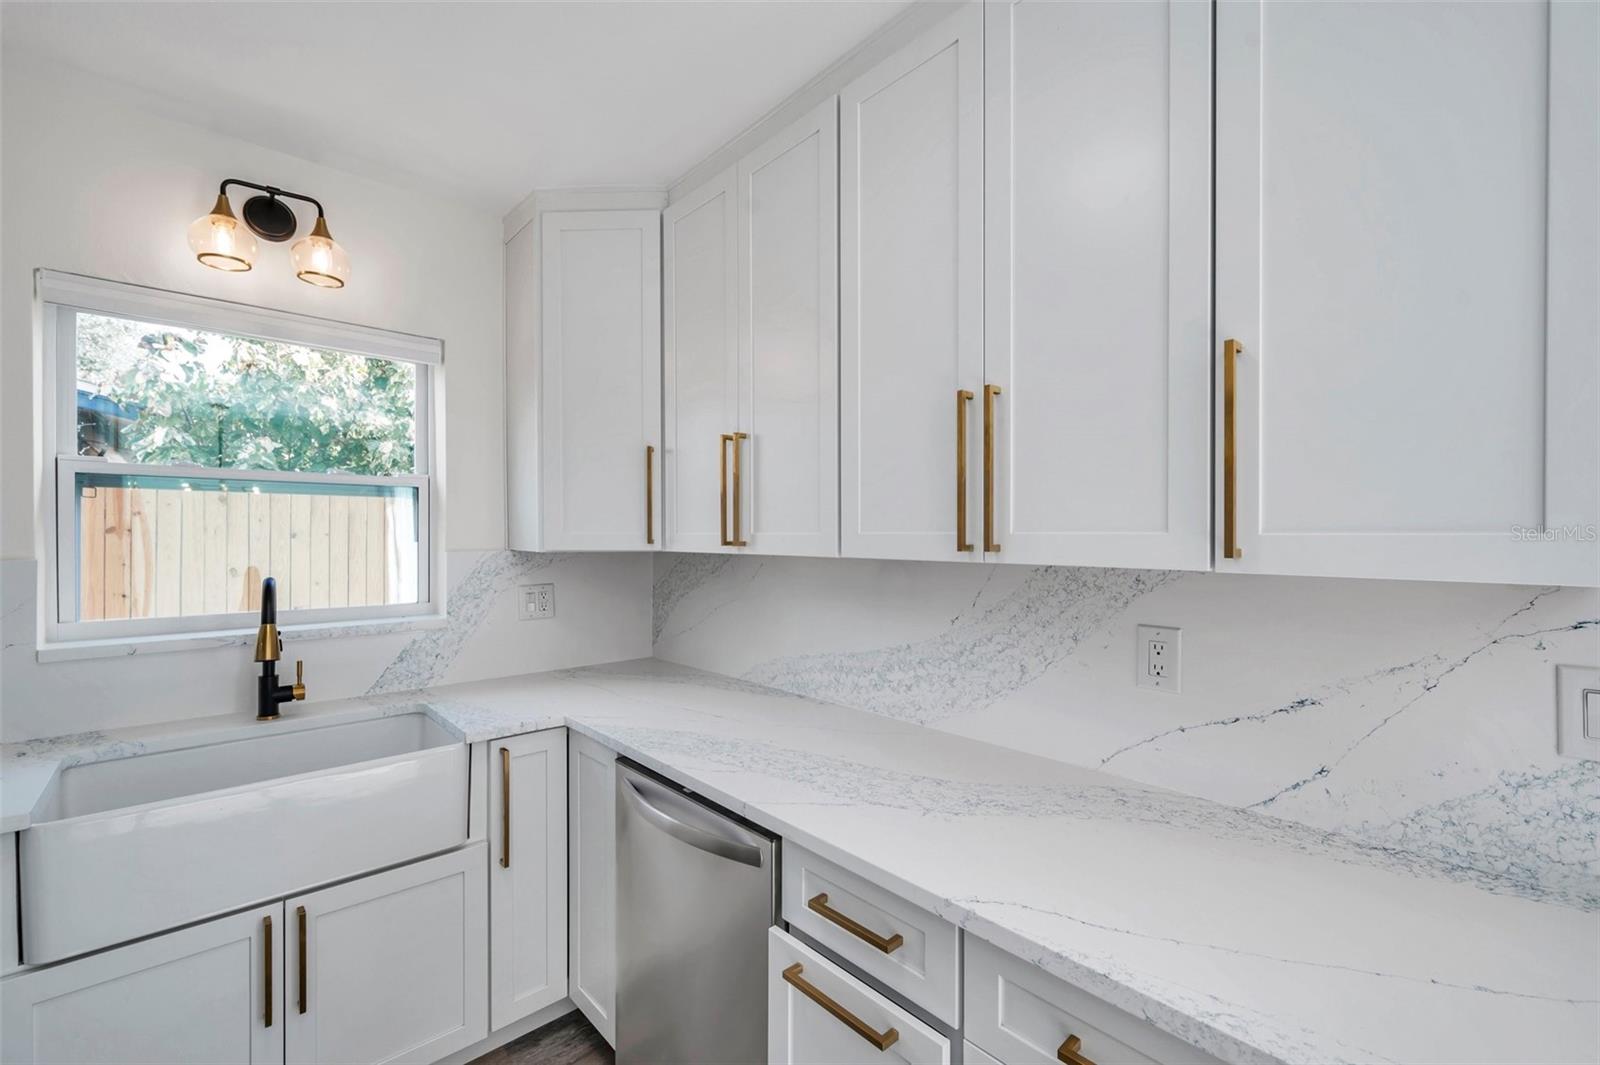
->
[220,178,325,218]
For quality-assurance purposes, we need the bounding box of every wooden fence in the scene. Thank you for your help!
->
[78,486,407,621]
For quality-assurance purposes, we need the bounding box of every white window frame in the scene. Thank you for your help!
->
[39,270,443,644]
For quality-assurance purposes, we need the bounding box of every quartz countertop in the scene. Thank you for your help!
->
[3,659,1595,1064]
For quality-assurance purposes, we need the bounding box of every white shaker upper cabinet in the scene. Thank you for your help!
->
[540,210,663,551]
[738,97,841,557]
[663,170,739,553]
[1216,0,1599,585]
[984,0,1212,570]
[841,2,985,562]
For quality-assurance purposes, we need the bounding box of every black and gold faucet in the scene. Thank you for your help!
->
[254,577,306,720]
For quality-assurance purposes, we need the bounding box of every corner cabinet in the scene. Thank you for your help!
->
[1215,0,1599,585]
[567,733,618,1046]
[664,98,839,557]
[488,730,568,1031]
[530,209,663,552]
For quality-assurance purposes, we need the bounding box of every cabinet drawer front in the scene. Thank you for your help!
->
[769,927,950,1065]
[965,936,1218,1065]
[781,844,959,1025]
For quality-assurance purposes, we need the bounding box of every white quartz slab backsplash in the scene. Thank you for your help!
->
[652,554,1600,910]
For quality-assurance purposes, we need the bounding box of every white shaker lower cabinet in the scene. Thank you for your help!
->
[489,730,568,1030]
[840,2,984,563]
[0,904,280,1065]
[286,845,488,1065]
[567,733,618,1045]
[537,209,663,551]
[983,0,1211,570]
[963,1042,1003,1065]
[768,928,950,1065]
[1215,0,1599,585]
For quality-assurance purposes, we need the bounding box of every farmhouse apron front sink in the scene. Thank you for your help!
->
[18,713,467,964]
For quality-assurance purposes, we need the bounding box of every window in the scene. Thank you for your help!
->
[43,271,439,641]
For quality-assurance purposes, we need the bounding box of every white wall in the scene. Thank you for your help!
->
[0,52,506,559]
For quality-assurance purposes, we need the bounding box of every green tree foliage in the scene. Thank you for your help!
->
[75,313,415,476]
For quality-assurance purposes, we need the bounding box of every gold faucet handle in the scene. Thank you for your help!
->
[292,659,307,701]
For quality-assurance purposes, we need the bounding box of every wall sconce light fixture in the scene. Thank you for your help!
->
[188,179,351,289]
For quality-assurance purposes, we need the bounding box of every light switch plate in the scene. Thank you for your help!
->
[519,583,554,621]
[1555,664,1600,760]
[1137,624,1181,693]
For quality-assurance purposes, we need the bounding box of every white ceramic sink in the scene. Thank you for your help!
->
[19,713,468,964]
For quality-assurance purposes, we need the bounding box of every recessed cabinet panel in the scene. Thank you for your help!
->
[664,172,739,552]
[841,3,984,562]
[985,0,1211,569]
[739,98,840,556]
[540,210,663,551]
[568,733,618,1046]
[1216,0,1599,584]
[0,904,280,1065]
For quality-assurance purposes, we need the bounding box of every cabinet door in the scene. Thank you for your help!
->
[0,904,280,1065]
[1216,0,1599,585]
[985,0,1211,569]
[489,730,568,1030]
[840,3,985,562]
[541,209,663,551]
[738,97,841,557]
[567,732,617,1046]
[664,170,740,552]
[286,845,487,1065]
[768,927,950,1065]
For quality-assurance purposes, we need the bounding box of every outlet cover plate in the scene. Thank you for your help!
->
[1137,624,1181,693]
[519,583,554,621]
[1556,664,1600,760]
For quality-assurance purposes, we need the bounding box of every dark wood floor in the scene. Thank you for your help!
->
[472,1009,614,1065]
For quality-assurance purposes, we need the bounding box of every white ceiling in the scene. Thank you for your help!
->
[2,0,910,213]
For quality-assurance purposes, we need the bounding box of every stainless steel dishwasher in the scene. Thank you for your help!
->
[616,759,778,1065]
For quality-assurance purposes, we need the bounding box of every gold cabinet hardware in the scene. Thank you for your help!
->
[781,962,899,1052]
[719,434,733,546]
[499,747,511,869]
[956,390,974,552]
[807,892,904,954]
[1057,1034,1097,1065]
[263,915,273,1028]
[645,444,655,545]
[720,432,749,547]
[1222,339,1243,560]
[983,384,1001,553]
[296,905,308,1015]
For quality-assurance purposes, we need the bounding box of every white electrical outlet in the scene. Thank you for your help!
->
[1137,625,1181,693]
[519,583,555,621]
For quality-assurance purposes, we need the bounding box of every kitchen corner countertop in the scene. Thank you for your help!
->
[4,659,1596,1064]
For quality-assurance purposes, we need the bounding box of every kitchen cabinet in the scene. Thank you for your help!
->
[286,845,487,1065]
[488,730,567,1030]
[839,2,984,562]
[767,927,950,1065]
[567,732,617,1045]
[1215,0,1599,585]
[664,98,839,556]
[983,0,1212,569]
[536,209,663,551]
[0,903,280,1065]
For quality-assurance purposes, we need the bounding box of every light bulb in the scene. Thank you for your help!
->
[187,193,256,272]
[291,216,350,289]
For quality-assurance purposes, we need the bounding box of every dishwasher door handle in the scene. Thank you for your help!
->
[622,776,764,867]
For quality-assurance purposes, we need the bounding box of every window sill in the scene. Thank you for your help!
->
[36,613,449,664]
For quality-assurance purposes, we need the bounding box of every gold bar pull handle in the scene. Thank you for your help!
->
[296,905,308,1015]
[782,962,899,1052]
[719,434,733,546]
[263,915,273,1028]
[1222,339,1243,560]
[499,747,511,869]
[645,445,655,545]
[983,384,1001,553]
[729,432,749,547]
[807,892,904,954]
[1058,1035,1098,1065]
[956,390,974,552]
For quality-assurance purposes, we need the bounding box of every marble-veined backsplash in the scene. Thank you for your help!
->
[653,554,1600,908]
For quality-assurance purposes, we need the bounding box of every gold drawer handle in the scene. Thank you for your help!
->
[782,962,899,1052]
[263,915,273,1028]
[500,747,511,868]
[1058,1034,1097,1065]
[808,892,904,954]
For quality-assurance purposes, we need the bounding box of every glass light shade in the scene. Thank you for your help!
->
[291,216,350,288]
[187,194,256,272]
